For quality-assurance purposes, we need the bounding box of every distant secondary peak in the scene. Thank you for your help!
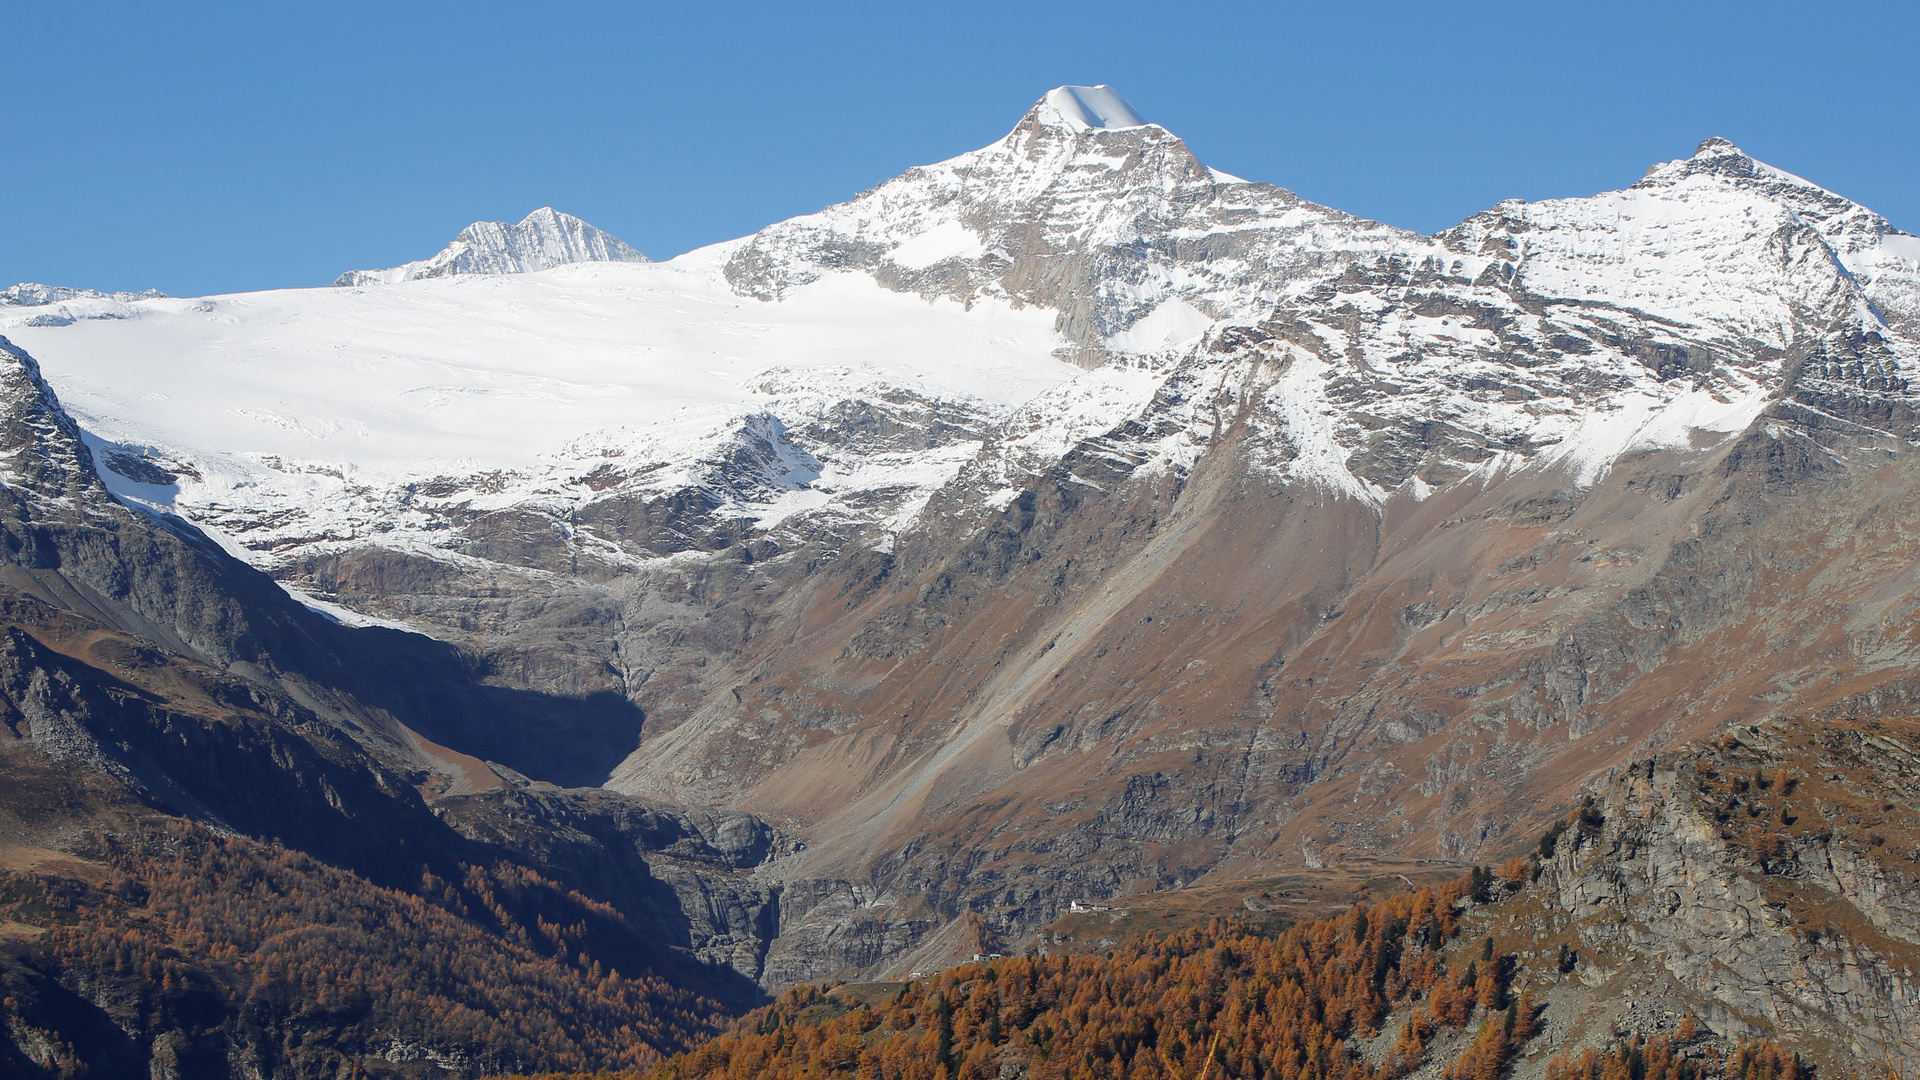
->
[1038,85,1148,132]
[3,283,167,306]
[334,208,647,287]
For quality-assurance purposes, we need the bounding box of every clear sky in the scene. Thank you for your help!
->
[4,1,1916,297]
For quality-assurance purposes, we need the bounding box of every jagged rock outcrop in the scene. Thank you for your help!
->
[0,283,167,327]
[1527,718,1920,1071]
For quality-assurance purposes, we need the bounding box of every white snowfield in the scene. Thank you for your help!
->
[6,252,1068,474]
[2,246,1076,581]
[4,87,1918,602]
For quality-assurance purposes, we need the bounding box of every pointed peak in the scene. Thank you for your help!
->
[1035,85,1148,132]
[1694,136,1747,158]
[458,207,592,243]
[1640,137,1816,193]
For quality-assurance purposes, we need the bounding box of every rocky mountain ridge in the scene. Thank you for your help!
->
[0,282,170,328]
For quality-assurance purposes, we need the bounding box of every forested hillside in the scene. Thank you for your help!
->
[495,872,1808,1080]
[0,821,723,1078]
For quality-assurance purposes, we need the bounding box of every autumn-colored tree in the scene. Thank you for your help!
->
[1385,1012,1432,1077]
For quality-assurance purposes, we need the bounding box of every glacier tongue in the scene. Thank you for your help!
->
[334,206,648,286]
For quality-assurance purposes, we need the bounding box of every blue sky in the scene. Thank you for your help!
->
[4,1,1916,297]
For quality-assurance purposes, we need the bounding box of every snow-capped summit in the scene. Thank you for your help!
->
[1643,136,1919,265]
[1037,84,1148,131]
[724,84,1408,362]
[334,207,648,287]
[1655,137,1920,336]
[1433,134,1920,348]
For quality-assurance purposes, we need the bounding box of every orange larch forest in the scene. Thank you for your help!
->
[498,867,1809,1080]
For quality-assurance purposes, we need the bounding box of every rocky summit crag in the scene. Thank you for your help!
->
[5,85,1920,1072]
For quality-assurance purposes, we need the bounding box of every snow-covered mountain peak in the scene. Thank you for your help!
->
[1626,136,1887,233]
[13,101,1917,625]
[334,207,648,287]
[1617,137,1920,338]
[723,87,1411,362]
[1641,135,1820,191]
[1036,85,1148,132]
[1417,135,1920,354]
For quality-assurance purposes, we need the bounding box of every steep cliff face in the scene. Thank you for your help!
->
[1511,717,1920,1073]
